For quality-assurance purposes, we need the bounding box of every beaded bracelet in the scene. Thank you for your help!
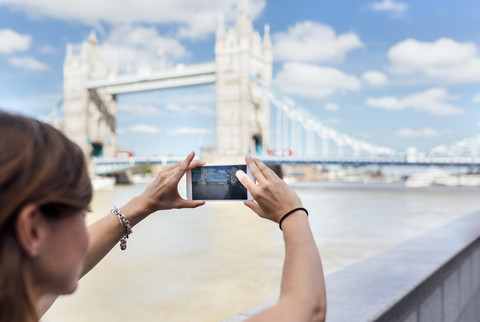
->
[111,206,133,250]
[279,207,309,231]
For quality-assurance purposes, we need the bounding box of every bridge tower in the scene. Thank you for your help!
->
[63,32,118,159]
[215,6,273,156]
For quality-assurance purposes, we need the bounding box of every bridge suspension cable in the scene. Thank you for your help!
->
[250,74,399,159]
[40,97,64,125]
[427,135,480,158]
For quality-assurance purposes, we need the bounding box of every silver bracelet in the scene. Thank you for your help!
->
[111,206,133,250]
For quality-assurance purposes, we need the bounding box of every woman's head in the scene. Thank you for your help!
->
[0,110,93,321]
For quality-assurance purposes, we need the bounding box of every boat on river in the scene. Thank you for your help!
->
[405,167,480,187]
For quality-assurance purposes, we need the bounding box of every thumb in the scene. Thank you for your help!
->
[178,200,206,209]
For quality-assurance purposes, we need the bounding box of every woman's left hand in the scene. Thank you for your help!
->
[134,151,205,215]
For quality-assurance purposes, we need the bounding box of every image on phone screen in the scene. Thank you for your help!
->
[189,165,249,200]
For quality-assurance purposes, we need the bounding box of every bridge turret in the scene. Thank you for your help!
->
[262,24,273,84]
[236,4,254,35]
[215,6,272,156]
[216,14,225,39]
[63,31,118,161]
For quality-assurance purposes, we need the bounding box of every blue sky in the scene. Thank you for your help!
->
[0,0,479,156]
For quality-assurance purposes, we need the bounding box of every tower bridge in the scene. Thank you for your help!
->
[51,7,480,176]
[62,7,271,160]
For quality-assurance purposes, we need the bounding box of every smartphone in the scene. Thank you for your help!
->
[186,164,254,201]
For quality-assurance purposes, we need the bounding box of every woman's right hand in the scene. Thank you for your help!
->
[236,156,303,224]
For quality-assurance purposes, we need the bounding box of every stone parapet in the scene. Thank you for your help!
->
[225,211,480,321]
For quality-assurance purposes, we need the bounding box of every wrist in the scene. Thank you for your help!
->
[120,196,151,227]
[279,207,308,231]
[280,209,310,234]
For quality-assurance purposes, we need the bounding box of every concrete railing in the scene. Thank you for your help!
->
[226,211,480,322]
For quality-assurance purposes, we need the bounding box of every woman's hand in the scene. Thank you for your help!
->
[236,156,302,223]
[135,151,205,215]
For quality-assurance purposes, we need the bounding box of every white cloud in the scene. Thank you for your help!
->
[473,93,480,102]
[99,25,188,69]
[0,0,266,39]
[362,70,388,86]
[388,38,480,84]
[275,62,361,99]
[0,28,31,54]
[273,21,364,63]
[39,45,56,54]
[369,0,407,16]
[168,127,212,136]
[118,104,163,116]
[129,124,160,134]
[165,103,184,113]
[366,88,464,116]
[395,127,441,139]
[8,56,48,70]
[325,103,339,111]
[165,103,216,116]
[187,105,216,116]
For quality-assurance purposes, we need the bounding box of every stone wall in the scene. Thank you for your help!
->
[225,211,480,322]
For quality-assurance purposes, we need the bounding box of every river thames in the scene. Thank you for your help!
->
[43,181,480,322]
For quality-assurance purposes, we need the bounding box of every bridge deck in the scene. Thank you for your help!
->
[92,156,480,176]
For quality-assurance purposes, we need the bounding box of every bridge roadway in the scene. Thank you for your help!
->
[93,155,480,176]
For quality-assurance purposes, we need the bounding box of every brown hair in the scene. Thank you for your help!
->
[0,110,92,321]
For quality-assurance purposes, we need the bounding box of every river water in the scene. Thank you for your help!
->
[42,181,480,322]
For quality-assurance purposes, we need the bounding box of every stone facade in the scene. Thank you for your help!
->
[63,32,117,159]
[63,7,273,159]
[215,7,273,156]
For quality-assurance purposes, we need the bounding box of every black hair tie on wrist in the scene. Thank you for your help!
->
[279,207,309,231]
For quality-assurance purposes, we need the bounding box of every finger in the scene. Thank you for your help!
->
[181,151,195,169]
[245,155,266,183]
[172,152,195,178]
[244,200,262,215]
[188,159,206,170]
[253,158,277,181]
[167,153,202,176]
[168,153,192,171]
[159,162,180,176]
[236,170,258,194]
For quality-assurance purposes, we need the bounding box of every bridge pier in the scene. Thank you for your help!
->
[114,169,134,185]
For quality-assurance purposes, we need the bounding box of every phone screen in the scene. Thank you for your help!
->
[190,165,248,200]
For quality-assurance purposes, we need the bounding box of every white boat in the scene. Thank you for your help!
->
[92,176,116,190]
[405,167,450,187]
[405,167,480,187]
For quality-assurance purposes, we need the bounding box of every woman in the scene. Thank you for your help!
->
[0,111,325,321]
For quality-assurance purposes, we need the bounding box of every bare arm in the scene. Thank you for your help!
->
[237,156,326,322]
[39,151,205,316]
